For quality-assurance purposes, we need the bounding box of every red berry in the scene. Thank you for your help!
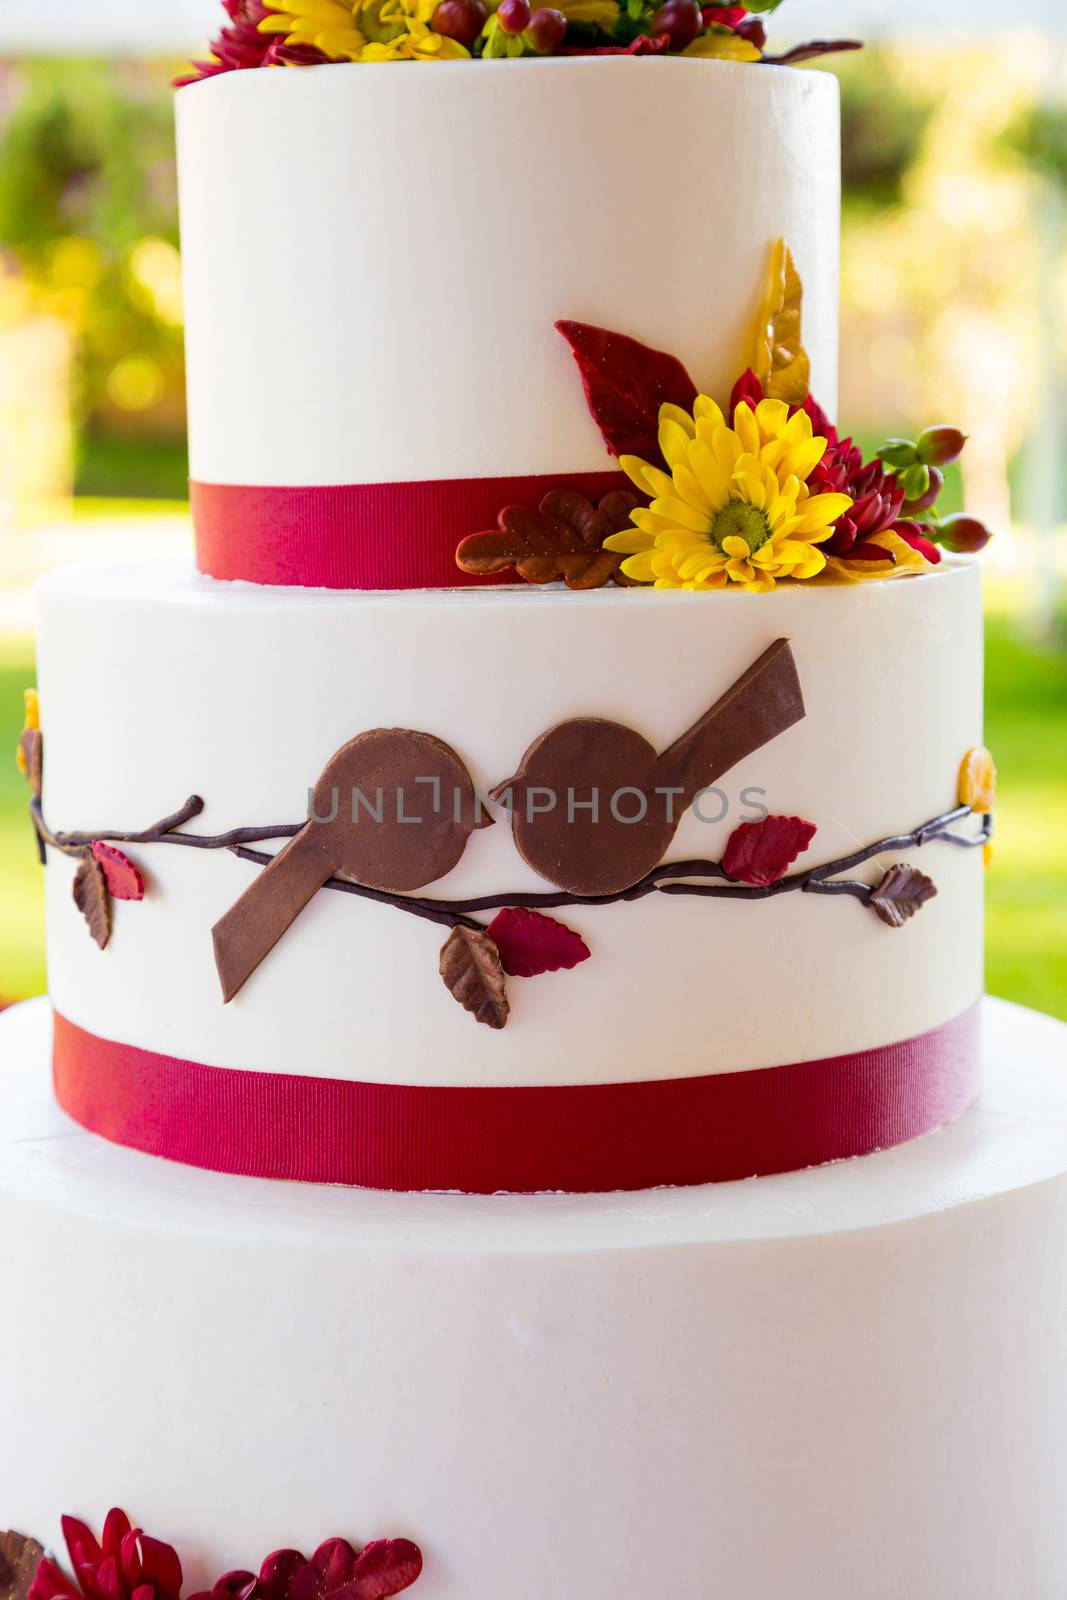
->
[498,0,531,32]
[432,0,487,43]
[525,5,567,49]
[917,425,968,467]
[653,0,701,49]
[935,513,993,555]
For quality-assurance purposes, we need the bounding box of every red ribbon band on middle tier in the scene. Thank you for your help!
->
[191,471,630,589]
[53,1005,981,1195]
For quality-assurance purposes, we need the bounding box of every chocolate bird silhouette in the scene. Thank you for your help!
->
[213,728,492,1003]
[490,638,804,897]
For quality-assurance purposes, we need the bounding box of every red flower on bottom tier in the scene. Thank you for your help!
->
[30,1512,183,1600]
[29,1518,421,1600]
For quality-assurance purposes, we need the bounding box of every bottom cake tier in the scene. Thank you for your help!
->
[3,995,1067,1600]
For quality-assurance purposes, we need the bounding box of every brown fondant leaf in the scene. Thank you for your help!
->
[870,863,938,928]
[0,1532,45,1600]
[18,729,42,797]
[73,851,111,949]
[456,490,640,591]
[439,926,510,1029]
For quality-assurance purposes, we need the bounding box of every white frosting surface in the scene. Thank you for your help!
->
[3,996,1067,1598]
[176,59,840,487]
[36,556,984,1087]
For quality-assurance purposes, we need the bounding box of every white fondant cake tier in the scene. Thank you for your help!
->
[176,58,840,489]
[2,996,1067,1597]
[36,556,983,1090]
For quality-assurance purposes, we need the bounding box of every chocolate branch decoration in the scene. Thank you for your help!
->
[25,683,994,1029]
[212,728,493,1003]
[492,638,805,896]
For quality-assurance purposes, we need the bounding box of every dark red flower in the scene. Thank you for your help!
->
[175,0,327,84]
[190,1540,422,1600]
[30,1513,183,1600]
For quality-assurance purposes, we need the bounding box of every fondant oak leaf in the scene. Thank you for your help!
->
[92,842,145,901]
[456,490,640,590]
[722,814,817,887]
[439,926,510,1029]
[869,863,938,928]
[487,907,591,977]
[72,852,111,950]
[1,1532,45,1600]
[555,320,699,465]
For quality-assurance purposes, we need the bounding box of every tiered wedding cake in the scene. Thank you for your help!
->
[3,6,1067,1597]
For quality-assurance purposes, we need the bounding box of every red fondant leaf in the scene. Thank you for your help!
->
[342,1540,423,1600]
[92,842,145,901]
[487,907,591,978]
[556,321,699,465]
[723,815,817,887]
[72,854,111,949]
[869,863,938,928]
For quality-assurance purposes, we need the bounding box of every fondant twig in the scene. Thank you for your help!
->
[31,795,991,931]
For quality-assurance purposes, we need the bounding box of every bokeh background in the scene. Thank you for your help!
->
[1,0,1066,1014]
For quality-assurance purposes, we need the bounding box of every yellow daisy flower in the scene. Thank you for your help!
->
[604,396,853,595]
[260,0,470,60]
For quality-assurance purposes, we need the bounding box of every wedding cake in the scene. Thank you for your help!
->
[3,4,1067,1596]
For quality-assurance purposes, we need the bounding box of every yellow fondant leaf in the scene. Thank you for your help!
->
[959,746,997,814]
[754,238,811,406]
[15,687,38,775]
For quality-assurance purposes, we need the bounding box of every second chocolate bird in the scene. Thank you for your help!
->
[490,637,805,896]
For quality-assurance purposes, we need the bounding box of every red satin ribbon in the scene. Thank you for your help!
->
[191,471,629,589]
[53,1006,980,1194]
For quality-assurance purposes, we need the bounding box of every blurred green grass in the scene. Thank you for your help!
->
[1,615,1065,1016]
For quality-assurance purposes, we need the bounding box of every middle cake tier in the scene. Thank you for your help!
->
[37,558,984,1163]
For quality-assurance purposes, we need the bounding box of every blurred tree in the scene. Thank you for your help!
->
[837,47,937,212]
[0,58,187,500]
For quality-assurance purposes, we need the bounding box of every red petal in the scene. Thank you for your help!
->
[92,842,145,901]
[63,1520,102,1576]
[555,320,698,465]
[337,1541,423,1600]
[30,1560,80,1600]
[729,368,765,413]
[895,527,941,564]
[136,1538,183,1600]
[723,816,817,887]
[487,908,591,978]
[101,1517,132,1562]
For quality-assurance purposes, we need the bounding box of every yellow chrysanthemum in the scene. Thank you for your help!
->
[604,396,852,595]
[682,26,760,61]
[261,0,470,60]
[15,687,38,776]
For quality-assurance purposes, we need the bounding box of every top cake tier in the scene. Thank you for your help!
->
[176,58,840,586]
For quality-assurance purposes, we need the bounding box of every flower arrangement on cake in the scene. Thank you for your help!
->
[179,0,858,77]
[457,239,995,593]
